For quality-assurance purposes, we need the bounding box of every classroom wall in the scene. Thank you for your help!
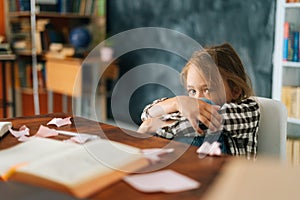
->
[106,0,276,125]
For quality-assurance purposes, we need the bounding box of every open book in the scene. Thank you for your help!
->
[0,122,12,138]
[0,137,149,198]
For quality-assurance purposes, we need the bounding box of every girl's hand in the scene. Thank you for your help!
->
[175,96,222,134]
[137,117,175,134]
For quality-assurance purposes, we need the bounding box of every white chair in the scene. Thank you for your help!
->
[255,97,288,161]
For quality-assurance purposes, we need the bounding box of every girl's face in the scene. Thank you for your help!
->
[186,64,233,105]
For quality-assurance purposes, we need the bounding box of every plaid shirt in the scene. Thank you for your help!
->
[141,97,260,159]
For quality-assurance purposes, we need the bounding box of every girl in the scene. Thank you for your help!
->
[138,43,260,159]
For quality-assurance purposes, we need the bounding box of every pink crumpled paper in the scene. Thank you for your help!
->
[197,141,222,157]
[46,117,72,127]
[9,125,30,138]
[36,125,59,137]
[8,125,59,142]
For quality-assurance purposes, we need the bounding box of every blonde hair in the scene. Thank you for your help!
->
[180,43,254,103]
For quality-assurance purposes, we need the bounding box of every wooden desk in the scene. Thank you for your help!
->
[0,113,229,200]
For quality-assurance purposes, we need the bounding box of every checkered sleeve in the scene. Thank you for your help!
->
[140,97,198,139]
[141,97,168,121]
[219,98,260,158]
[140,97,260,159]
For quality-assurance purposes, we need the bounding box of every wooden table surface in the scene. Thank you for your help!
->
[0,113,231,200]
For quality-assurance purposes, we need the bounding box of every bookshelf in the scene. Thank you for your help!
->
[273,0,300,166]
[5,0,107,116]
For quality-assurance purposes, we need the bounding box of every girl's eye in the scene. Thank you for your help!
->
[187,89,196,96]
[203,88,210,94]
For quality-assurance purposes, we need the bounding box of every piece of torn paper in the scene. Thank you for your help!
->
[9,125,59,142]
[9,125,36,142]
[141,148,174,163]
[8,123,97,144]
[123,169,201,193]
[197,141,221,157]
[47,117,72,127]
[9,125,30,138]
[36,125,59,137]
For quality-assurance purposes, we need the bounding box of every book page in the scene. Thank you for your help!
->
[0,137,77,178]
[0,122,12,137]
[16,139,147,187]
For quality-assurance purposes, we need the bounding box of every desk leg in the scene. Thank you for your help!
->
[10,61,16,117]
[1,61,7,118]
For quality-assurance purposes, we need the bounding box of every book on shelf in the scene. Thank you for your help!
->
[9,0,30,12]
[283,22,289,61]
[293,31,299,62]
[286,138,300,167]
[18,0,30,11]
[288,27,294,61]
[96,0,106,17]
[282,22,300,62]
[286,138,293,165]
[85,0,96,15]
[281,86,300,119]
[9,0,98,15]
[292,139,300,167]
[0,137,149,198]
[80,0,93,15]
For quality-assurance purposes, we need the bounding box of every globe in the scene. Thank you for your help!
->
[69,27,92,49]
